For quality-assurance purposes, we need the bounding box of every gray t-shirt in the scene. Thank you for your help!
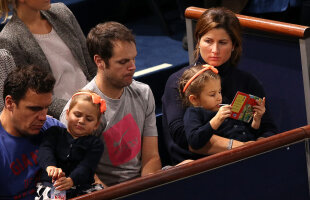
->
[59,78,157,186]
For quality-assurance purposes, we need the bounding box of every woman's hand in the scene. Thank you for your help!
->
[53,177,74,191]
[46,166,65,183]
[210,105,232,130]
[252,97,266,129]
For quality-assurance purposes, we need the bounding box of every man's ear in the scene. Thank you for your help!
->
[94,54,106,70]
[5,95,15,111]
[189,94,199,106]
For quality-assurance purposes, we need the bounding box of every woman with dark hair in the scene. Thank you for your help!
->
[161,7,277,165]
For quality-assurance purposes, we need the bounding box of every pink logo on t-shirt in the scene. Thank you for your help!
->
[103,113,141,166]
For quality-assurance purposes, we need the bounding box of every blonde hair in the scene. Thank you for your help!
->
[179,65,220,107]
[0,0,15,23]
[69,89,102,120]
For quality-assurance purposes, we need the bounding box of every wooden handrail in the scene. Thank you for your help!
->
[72,125,310,200]
[301,124,310,137]
[185,6,310,38]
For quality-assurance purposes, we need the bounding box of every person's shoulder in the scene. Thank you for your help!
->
[168,65,191,82]
[186,106,209,113]
[185,106,214,117]
[41,117,65,132]
[164,65,191,91]
[126,80,154,103]
[49,2,70,12]
[231,68,265,94]
[129,80,152,94]
[0,49,12,59]
[78,135,104,151]
[0,36,19,55]
[184,106,197,116]
[45,125,65,135]
[46,3,73,20]
[130,79,150,88]
[0,49,15,72]
[82,78,103,96]
[82,78,98,91]
[0,15,22,39]
[86,135,104,146]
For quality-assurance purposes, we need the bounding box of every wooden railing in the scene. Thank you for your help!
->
[72,125,310,200]
[185,6,310,38]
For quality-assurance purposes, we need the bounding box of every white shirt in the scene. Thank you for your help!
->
[33,28,88,100]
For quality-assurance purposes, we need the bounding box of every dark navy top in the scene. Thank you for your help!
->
[38,126,104,186]
[161,60,278,165]
[184,107,259,150]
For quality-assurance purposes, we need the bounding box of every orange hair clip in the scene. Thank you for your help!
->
[72,92,107,114]
[182,64,219,93]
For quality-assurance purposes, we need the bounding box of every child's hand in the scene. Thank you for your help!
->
[216,105,232,122]
[210,105,232,130]
[53,177,74,191]
[46,166,65,183]
[251,97,266,129]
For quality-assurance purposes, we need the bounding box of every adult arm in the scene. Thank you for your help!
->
[62,3,97,78]
[189,134,245,155]
[48,98,68,120]
[141,86,162,175]
[246,73,278,137]
[141,136,162,176]
[162,70,189,149]
[183,107,215,150]
[0,49,16,111]
[59,98,71,126]
[184,107,246,155]
[38,127,59,171]
[259,101,278,137]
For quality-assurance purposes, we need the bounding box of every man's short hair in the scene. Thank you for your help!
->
[3,65,55,105]
[87,21,136,66]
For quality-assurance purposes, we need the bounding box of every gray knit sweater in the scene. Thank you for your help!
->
[0,49,15,111]
[0,3,97,119]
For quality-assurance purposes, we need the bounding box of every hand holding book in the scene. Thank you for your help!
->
[230,91,264,123]
[251,97,266,129]
[213,91,265,130]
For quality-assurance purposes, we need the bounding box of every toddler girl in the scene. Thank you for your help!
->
[36,90,106,199]
[179,64,266,153]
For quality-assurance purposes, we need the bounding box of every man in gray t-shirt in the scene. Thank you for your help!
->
[60,22,162,186]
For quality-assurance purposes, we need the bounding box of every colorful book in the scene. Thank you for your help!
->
[230,91,262,123]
